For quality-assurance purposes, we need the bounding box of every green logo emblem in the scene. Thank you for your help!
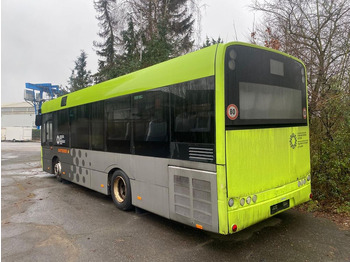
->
[290,133,297,149]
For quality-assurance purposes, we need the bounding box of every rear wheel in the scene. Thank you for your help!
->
[111,170,132,211]
[53,159,62,182]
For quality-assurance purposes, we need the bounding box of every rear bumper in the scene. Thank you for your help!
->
[226,180,311,234]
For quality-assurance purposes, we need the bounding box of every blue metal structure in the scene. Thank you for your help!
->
[24,83,63,128]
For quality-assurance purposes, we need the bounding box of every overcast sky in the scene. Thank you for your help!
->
[1,0,260,104]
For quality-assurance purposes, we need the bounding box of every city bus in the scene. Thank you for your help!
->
[38,42,311,234]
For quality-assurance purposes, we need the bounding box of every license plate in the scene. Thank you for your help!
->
[270,199,290,215]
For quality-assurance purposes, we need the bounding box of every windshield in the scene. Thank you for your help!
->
[225,45,307,128]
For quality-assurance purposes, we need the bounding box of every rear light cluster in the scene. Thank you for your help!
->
[228,195,258,208]
[298,175,311,187]
[240,195,257,206]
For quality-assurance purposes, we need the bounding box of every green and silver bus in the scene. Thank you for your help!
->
[39,42,311,234]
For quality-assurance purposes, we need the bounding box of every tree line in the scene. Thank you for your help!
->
[67,0,200,91]
[67,0,349,212]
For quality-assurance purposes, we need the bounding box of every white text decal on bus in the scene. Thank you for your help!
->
[56,135,66,145]
[227,104,238,120]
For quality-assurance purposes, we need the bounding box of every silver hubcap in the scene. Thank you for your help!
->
[54,161,61,177]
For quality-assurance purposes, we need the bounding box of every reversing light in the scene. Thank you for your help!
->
[228,198,234,207]
[252,195,257,203]
[240,198,245,206]
[246,196,251,205]
[232,224,238,232]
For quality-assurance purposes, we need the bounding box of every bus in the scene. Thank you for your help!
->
[38,42,311,234]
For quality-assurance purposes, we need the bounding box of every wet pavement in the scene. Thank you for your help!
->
[1,142,350,262]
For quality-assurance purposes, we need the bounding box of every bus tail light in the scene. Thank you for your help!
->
[228,198,234,207]
[240,198,245,206]
[309,193,313,199]
[246,196,251,205]
[252,195,257,203]
[232,224,238,232]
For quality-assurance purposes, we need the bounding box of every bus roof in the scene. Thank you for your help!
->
[41,44,219,113]
[41,42,304,114]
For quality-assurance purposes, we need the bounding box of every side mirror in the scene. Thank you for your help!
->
[35,114,42,126]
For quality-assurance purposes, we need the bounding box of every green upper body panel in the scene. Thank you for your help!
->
[41,44,218,113]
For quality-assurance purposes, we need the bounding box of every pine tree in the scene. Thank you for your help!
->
[133,0,195,66]
[93,0,196,80]
[93,0,119,82]
[201,36,223,48]
[67,50,92,92]
[119,16,141,74]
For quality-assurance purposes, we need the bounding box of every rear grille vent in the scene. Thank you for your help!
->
[189,147,214,162]
[173,175,212,226]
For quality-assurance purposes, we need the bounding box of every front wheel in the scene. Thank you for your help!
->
[111,170,132,211]
[53,159,62,182]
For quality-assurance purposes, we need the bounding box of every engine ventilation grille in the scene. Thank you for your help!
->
[189,147,214,162]
[173,175,212,226]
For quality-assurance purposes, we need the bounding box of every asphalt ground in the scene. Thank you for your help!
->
[1,142,350,262]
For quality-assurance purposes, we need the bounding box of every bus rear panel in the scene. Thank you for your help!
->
[223,44,311,233]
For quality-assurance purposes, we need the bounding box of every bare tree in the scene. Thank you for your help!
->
[251,0,350,118]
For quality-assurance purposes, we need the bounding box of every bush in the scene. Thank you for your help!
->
[310,87,350,206]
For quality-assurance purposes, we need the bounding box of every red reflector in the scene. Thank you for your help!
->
[232,224,238,232]
[309,193,313,199]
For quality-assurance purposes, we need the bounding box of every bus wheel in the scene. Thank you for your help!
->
[111,170,132,211]
[53,159,62,182]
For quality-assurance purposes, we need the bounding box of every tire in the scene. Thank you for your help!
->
[53,159,63,182]
[111,170,132,211]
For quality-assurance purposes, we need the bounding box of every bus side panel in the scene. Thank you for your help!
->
[131,180,170,218]
[42,145,220,232]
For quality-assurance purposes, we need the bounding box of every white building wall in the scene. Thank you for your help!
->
[2,114,35,127]
[1,102,36,128]
[1,102,36,140]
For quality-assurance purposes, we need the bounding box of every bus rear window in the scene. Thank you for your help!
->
[225,45,307,128]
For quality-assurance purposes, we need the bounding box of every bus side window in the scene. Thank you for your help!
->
[106,95,131,154]
[133,91,170,157]
[91,101,105,151]
[172,77,215,144]
[70,105,90,149]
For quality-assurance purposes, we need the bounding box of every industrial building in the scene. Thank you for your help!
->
[1,102,36,141]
